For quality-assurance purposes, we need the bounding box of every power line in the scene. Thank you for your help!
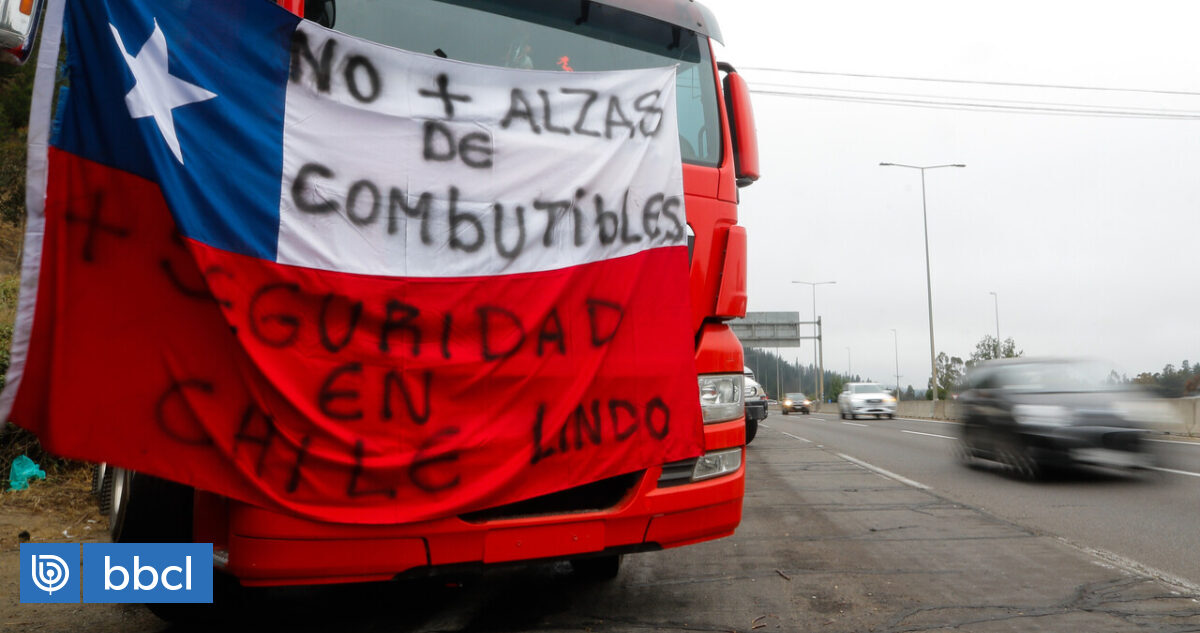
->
[750,88,1200,120]
[742,66,1200,98]
[751,81,1200,117]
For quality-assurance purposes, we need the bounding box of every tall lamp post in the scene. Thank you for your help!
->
[846,347,852,377]
[792,280,836,403]
[989,291,1000,357]
[879,162,965,402]
[891,328,901,397]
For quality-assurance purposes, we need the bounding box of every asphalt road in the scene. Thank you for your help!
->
[767,410,1200,588]
[15,411,1200,632]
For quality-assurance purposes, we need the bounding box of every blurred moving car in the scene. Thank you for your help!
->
[780,392,812,415]
[957,358,1157,479]
[743,377,769,443]
[838,382,897,419]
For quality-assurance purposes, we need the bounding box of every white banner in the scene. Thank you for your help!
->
[278,21,684,278]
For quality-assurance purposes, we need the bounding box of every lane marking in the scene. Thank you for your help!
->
[1148,438,1200,446]
[781,432,811,443]
[834,452,931,490]
[1057,537,1200,595]
[901,430,955,440]
[1147,466,1200,479]
[842,422,868,427]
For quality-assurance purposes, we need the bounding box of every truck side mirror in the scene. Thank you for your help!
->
[718,62,759,188]
[0,0,46,65]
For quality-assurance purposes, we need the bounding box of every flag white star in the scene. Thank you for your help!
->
[110,20,217,164]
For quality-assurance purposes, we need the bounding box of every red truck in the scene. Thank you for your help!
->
[8,0,759,615]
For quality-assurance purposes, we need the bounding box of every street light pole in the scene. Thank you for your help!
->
[989,291,1000,357]
[891,328,901,397]
[792,280,836,403]
[879,162,965,402]
[846,346,852,378]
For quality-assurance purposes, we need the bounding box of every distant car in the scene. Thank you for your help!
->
[838,382,897,419]
[780,392,811,415]
[958,358,1157,479]
[743,377,769,443]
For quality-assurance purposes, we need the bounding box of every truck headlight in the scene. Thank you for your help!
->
[692,448,742,481]
[698,373,743,423]
[783,399,793,406]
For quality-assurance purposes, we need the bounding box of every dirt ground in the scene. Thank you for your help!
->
[0,466,164,632]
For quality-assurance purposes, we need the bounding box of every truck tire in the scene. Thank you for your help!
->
[571,554,622,580]
[745,417,758,444]
[109,469,193,544]
[782,409,789,415]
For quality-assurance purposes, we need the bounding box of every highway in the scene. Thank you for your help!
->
[766,410,1200,588]
[11,412,1200,632]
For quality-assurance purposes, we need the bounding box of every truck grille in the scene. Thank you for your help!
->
[459,471,643,523]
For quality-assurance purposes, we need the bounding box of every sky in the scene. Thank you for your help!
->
[702,0,1200,391]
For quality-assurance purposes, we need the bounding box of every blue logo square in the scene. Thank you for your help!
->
[81,543,214,603]
[20,543,81,603]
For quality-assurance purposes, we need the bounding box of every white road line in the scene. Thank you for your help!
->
[842,422,868,428]
[1148,438,1200,446]
[901,430,955,440]
[894,417,956,425]
[834,452,931,490]
[1148,466,1200,479]
[1058,537,1200,595]
[781,432,811,443]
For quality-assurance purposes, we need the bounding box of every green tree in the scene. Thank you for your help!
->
[968,334,1022,365]
[927,351,964,400]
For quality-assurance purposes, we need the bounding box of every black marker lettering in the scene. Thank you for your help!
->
[388,188,433,244]
[318,362,364,421]
[344,55,381,103]
[448,187,484,253]
[539,89,570,135]
[478,306,525,361]
[645,397,670,439]
[289,31,334,92]
[248,283,301,348]
[586,298,624,347]
[493,203,526,260]
[410,427,461,493]
[604,95,636,139]
[346,179,380,226]
[382,369,432,424]
[347,440,397,499]
[561,88,601,137]
[500,88,541,133]
[610,400,639,441]
[317,293,362,353]
[380,300,421,356]
[634,90,664,136]
[536,308,565,356]
[292,163,338,214]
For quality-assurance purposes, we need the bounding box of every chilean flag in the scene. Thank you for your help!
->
[2,0,704,524]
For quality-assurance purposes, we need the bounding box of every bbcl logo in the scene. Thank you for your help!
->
[84,543,213,603]
[32,554,72,594]
[20,542,213,603]
[21,544,80,603]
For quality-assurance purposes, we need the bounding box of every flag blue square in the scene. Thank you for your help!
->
[20,543,81,603]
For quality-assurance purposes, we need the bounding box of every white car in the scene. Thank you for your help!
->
[838,382,897,420]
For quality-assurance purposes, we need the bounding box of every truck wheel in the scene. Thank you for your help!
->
[110,469,193,544]
[571,554,622,581]
[95,464,115,515]
[745,417,759,444]
[782,409,789,415]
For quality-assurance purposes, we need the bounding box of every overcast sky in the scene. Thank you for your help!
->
[702,0,1200,390]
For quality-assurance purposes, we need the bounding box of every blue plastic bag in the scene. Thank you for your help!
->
[8,454,47,491]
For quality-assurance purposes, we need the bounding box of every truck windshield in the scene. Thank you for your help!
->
[326,0,722,166]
